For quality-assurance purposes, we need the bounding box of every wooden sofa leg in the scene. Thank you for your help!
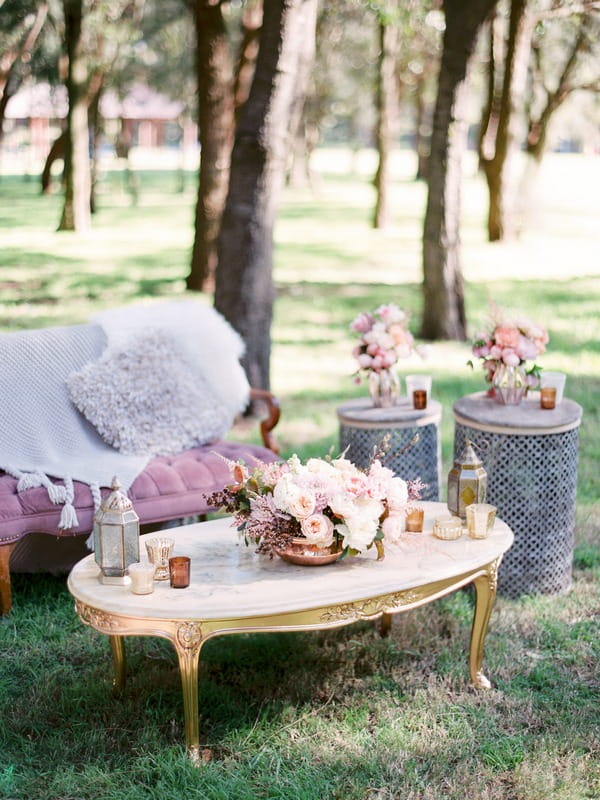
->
[0,543,17,616]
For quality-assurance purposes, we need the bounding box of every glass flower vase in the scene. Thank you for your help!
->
[368,368,400,408]
[492,363,527,405]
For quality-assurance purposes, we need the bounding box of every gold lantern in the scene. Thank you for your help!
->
[447,439,487,520]
[94,476,140,585]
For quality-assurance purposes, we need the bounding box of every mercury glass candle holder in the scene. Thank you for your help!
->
[465,503,496,539]
[145,537,174,581]
[433,516,463,540]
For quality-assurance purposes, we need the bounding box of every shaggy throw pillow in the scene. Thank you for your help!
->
[67,328,233,456]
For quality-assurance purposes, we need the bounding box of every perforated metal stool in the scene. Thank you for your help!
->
[337,397,442,501]
[453,392,582,597]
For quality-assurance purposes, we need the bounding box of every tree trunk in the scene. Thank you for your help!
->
[373,11,399,229]
[233,0,263,120]
[58,0,91,232]
[0,1,48,151]
[41,130,66,193]
[186,1,235,293]
[420,0,497,342]
[215,0,318,392]
[479,0,530,241]
[414,78,431,181]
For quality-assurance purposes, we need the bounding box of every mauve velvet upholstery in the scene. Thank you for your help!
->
[0,440,279,545]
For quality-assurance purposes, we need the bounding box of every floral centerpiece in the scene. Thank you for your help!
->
[350,304,415,407]
[206,454,425,563]
[468,309,549,404]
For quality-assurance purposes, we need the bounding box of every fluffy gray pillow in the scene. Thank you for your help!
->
[67,328,233,456]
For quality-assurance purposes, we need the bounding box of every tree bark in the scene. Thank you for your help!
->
[420,0,497,341]
[0,1,48,150]
[479,0,529,241]
[186,0,235,293]
[58,0,91,232]
[215,0,318,392]
[373,10,399,229]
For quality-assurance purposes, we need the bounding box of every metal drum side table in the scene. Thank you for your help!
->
[453,392,582,597]
[337,397,442,501]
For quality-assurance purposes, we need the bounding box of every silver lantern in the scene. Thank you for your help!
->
[94,476,140,584]
[447,439,487,520]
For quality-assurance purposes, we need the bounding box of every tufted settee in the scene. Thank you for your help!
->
[0,304,281,615]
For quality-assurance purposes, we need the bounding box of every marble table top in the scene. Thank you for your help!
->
[68,503,513,623]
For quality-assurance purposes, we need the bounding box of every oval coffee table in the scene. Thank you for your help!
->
[68,502,513,763]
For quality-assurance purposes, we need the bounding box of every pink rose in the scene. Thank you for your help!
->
[301,514,335,546]
[357,353,372,369]
[489,345,503,360]
[288,491,316,520]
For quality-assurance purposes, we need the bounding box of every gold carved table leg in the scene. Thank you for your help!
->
[469,559,500,689]
[109,635,127,694]
[0,542,17,615]
[173,621,205,765]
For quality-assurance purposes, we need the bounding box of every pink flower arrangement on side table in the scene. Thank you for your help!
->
[468,311,549,389]
[350,304,415,379]
[206,454,426,560]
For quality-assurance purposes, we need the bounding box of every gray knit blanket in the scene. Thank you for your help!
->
[0,300,249,530]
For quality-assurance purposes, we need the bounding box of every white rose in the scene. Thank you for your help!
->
[301,514,335,546]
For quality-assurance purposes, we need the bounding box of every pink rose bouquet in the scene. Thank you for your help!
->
[468,309,549,388]
[206,454,425,559]
[351,304,414,379]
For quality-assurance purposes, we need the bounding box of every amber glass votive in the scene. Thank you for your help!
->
[412,389,427,410]
[169,556,191,588]
[405,507,424,532]
[540,386,557,409]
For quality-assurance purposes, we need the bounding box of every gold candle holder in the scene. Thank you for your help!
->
[433,516,463,540]
[405,507,424,533]
[145,537,174,581]
[465,503,496,539]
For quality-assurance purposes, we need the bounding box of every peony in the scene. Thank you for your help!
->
[272,473,301,513]
[350,312,374,334]
[494,325,521,349]
[337,501,382,551]
[300,514,335,546]
[385,477,409,511]
[381,514,405,543]
[501,349,520,367]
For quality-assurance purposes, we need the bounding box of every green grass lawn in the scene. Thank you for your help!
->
[0,150,598,799]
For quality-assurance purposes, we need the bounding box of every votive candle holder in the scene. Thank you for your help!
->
[465,503,496,539]
[128,561,156,594]
[169,556,191,589]
[433,516,463,540]
[145,537,174,581]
